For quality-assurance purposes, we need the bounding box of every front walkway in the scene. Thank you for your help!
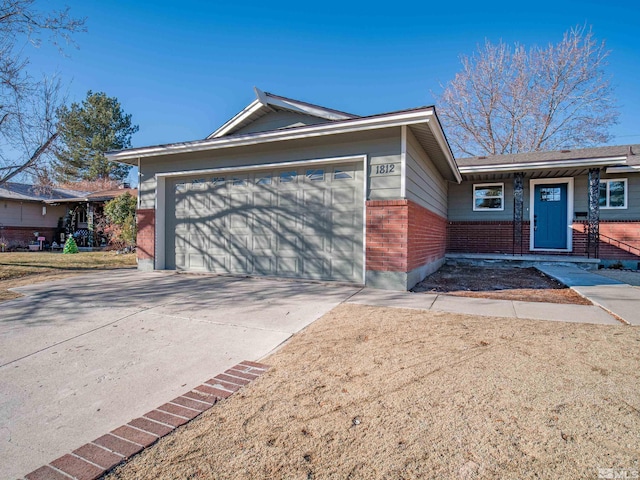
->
[536,265,640,326]
[349,265,639,326]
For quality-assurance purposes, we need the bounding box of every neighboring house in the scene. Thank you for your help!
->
[0,183,86,247]
[45,188,137,247]
[0,182,136,248]
[451,147,640,268]
[105,88,640,290]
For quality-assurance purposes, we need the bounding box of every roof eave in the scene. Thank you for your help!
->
[458,156,629,174]
[107,108,441,165]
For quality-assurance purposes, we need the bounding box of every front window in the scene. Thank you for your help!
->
[599,179,627,209]
[473,183,504,211]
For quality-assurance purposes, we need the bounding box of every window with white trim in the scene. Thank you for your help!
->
[599,179,627,209]
[473,183,504,211]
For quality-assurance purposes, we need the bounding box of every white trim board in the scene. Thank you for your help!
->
[107,109,437,162]
[529,177,574,253]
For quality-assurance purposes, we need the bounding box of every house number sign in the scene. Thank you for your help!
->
[372,164,396,175]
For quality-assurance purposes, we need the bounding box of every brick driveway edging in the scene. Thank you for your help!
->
[23,361,269,480]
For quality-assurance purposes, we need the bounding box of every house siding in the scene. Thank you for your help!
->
[405,128,448,218]
[232,110,328,136]
[1,200,66,228]
[139,128,402,209]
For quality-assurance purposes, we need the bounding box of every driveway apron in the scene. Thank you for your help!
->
[0,271,359,479]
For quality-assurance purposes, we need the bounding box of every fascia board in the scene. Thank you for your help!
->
[458,156,628,174]
[206,99,263,139]
[264,95,353,121]
[107,109,435,163]
[425,118,462,183]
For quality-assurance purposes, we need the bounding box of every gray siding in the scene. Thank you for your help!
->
[0,200,66,227]
[448,181,516,221]
[449,172,640,222]
[139,128,402,209]
[233,111,328,136]
[574,173,640,220]
[405,128,447,217]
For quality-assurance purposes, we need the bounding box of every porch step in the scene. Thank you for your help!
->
[445,253,600,270]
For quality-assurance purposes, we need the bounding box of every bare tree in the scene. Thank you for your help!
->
[0,0,85,186]
[435,26,619,157]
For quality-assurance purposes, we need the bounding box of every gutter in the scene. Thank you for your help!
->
[458,156,628,174]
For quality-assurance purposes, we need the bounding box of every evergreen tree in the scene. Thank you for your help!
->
[54,91,139,182]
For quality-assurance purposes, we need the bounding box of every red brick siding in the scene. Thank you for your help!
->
[0,226,57,245]
[366,200,408,272]
[366,200,447,273]
[407,201,448,271]
[136,209,155,261]
[447,220,640,260]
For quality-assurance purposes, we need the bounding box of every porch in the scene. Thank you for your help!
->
[445,252,600,270]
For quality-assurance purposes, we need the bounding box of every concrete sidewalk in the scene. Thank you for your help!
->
[347,288,621,325]
[536,265,640,326]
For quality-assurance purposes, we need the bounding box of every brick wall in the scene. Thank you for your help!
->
[366,200,408,272]
[407,201,448,271]
[0,226,57,246]
[136,209,155,261]
[366,199,447,273]
[447,220,640,260]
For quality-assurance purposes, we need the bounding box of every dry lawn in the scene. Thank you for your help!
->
[108,304,640,480]
[0,251,136,302]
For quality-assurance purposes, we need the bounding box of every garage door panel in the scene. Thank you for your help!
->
[168,161,363,283]
[277,235,300,252]
[302,257,329,278]
[276,256,299,275]
[253,256,273,275]
[209,255,228,272]
[252,235,273,251]
[188,253,207,270]
[230,213,249,229]
[229,234,250,250]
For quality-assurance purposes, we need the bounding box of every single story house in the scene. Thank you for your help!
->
[0,182,136,249]
[0,183,85,248]
[106,89,640,290]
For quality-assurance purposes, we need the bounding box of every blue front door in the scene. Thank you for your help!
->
[533,183,568,249]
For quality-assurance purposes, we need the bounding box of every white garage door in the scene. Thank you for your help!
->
[166,162,364,283]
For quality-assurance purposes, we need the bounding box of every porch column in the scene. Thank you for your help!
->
[87,202,94,248]
[587,168,600,258]
[513,173,524,255]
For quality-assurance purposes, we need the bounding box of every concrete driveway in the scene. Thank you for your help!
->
[0,270,360,479]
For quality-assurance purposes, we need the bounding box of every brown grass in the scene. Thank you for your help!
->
[0,251,136,302]
[107,304,640,479]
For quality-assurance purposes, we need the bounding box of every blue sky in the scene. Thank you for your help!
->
[28,0,640,183]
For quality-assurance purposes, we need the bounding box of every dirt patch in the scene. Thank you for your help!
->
[412,265,591,305]
[107,304,639,480]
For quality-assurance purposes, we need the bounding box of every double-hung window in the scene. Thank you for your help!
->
[473,183,504,211]
[599,179,627,209]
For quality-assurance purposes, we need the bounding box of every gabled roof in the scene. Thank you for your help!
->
[107,104,461,182]
[0,182,89,202]
[457,144,640,174]
[207,87,358,139]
